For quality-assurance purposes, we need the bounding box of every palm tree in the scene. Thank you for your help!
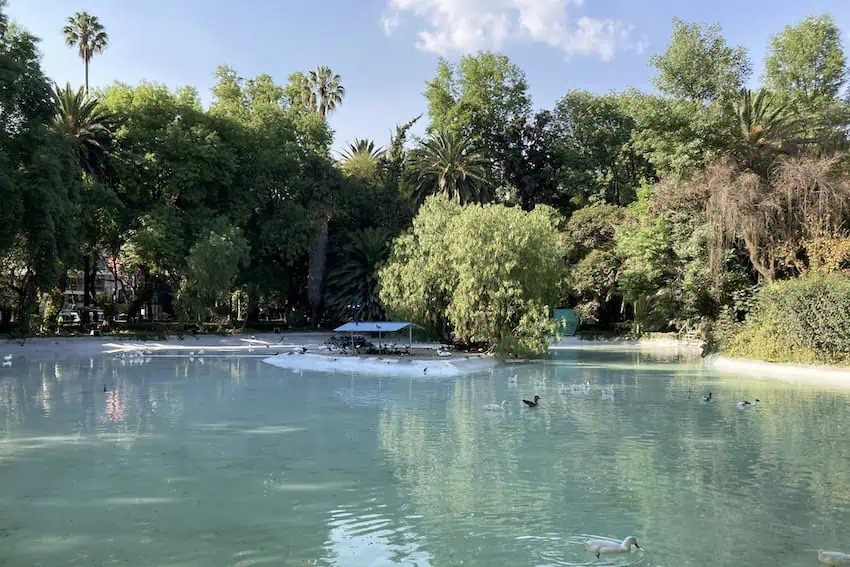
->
[51,82,112,313]
[62,11,109,93]
[728,88,808,174]
[326,228,392,321]
[308,66,345,118]
[408,130,491,204]
[339,138,385,180]
[52,82,111,176]
[340,138,385,162]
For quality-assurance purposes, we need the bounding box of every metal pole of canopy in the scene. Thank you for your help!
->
[409,324,412,347]
[351,331,354,350]
[379,331,382,354]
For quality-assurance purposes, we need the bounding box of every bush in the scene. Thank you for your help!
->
[379,196,566,357]
[726,274,850,365]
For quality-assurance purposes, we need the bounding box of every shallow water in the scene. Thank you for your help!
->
[1,348,849,566]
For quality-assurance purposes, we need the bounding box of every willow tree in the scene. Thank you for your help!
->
[705,156,850,282]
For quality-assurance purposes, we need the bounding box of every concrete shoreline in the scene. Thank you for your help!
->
[703,354,850,388]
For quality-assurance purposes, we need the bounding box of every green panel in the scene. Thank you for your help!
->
[554,308,579,336]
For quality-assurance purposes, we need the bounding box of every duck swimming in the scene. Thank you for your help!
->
[818,550,850,565]
[737,399,760,409]
[522,395,541,408]
[584,536,640,559]
[703,392,712,402]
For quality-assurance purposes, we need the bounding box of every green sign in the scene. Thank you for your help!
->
[554,308,579,336]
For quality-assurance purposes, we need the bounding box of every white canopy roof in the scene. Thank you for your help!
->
[333,321,422,333]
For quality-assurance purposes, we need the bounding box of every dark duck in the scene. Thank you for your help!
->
[522,395,541,408]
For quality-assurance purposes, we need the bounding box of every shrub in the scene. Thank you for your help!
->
[380,196,566,356]
[726,274,850,365]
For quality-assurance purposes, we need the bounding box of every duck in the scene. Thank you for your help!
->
[1,360,10,368]
[703,392,712,402]
[508,374,518,386]
[142,349,153,356]
[737,399,760,409]
[584,536,640,559]
[3,354,12,362]
[437,349,452,358]
[818,550,850,565]
[522,395,541,408]
[484,400,507,411]
[197,349,205,356]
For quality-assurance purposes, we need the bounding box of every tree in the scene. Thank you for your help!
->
[62,11,108,93]
[726,88,808,174]
[1,9,79,325]
[652,18,751,103]
[51,82,111,176]
[177,223,249,321]
[552,91,655,207]
[407,130,490,205]
[380,196,565,355]
[764,15,848,113]
[307,66,345,118]
[339,138,384,179]
[425,52,531,188]
[325,227,391,322]
[705,156,850,283]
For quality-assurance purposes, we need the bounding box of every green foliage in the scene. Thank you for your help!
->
[408,130,491,204]
[325,228,391,322]
[380,196,564,356]
[52,82,111,176]
[177,223,249,321]
[727,274,850,365]
[652,18,751,103]
[764,15,847,112]
[552,91,654,207]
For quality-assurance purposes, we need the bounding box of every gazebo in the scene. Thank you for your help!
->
[333,321,423,350]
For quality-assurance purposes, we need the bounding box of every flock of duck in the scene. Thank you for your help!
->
[485,376,761,414]
[483,375,847,565]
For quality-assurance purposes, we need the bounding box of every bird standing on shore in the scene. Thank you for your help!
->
[522,395,541,408]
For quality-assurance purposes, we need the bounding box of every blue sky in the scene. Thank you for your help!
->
[7,0,850,153]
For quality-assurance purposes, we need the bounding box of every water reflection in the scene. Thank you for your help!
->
[0,349,849,566]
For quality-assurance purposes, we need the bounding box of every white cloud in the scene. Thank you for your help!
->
[381,0,636,61]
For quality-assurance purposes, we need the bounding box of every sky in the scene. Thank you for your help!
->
[7,0,850,154]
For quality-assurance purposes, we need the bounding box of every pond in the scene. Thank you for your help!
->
[0,348,848,566]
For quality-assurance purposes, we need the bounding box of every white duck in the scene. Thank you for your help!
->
[584,536,640,559]
[818,551,850,565]
[437,349,452,358]
[737,399,760,409]
[483,400,507,412]
[3,354,12,362]
[508,374,518,386]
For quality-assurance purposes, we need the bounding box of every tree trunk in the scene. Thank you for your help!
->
[89,254,98,305]
[84,58,89,94]
[307,216,329,328]
[82,255,91,325]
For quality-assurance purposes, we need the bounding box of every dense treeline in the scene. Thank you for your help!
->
[2,2,850,360]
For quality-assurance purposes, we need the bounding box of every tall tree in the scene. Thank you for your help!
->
[1,6,79,324]
[307,66,345,118]
[425,52,531,189]
[551,91,655,207]
[408,130,491,205]
[764,15,848,113]
[651,18,751,103]
[62,12,108,93]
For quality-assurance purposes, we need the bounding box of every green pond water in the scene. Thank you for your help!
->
[1,348,849,566]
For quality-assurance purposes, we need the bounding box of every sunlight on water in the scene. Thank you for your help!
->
[1,348,849,565]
